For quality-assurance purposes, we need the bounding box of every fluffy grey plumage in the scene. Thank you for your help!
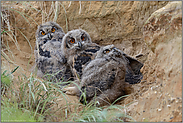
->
[61,29,100,79]
[64,45,133,106]
[34,21,73,84]
[64,44,144,106]
[78,45,133,106]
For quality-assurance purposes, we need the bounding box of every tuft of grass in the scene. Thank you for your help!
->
[1,66,72,122]
[1,98,36,122]
[61,85,135,122]
[1,66,19,96]
[1,65,134,122]
[71,103,135,122]
[1,67,36,122]
[1,70,12,87]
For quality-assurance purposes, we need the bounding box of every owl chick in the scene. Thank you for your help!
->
[64,45,134,106]
[34,21,73,84]
[61,29,100,80]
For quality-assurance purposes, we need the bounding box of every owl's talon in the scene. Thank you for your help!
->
[63,86,78,95]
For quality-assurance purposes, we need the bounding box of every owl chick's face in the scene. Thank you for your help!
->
[36,21,65,41]
[96,44,122,59]
[62,29,92,54]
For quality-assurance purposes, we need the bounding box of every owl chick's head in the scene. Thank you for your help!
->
[96,44,123,59]
[61,29,92,55]
[36,21,65,41]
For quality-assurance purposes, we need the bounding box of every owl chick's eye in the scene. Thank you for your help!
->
[81,35,85,41]
[104,49,110,54]
[70,38,75,43]
[51,27,56,32]
[40,31,46,35]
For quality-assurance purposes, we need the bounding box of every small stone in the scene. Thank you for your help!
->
[157,108,162,111]
[170,97,176,102]
[168,99,171,104]
[178,105,182,110]
[143,110,145,112]
[151,87,153,90]
[167,105,171,108]
[170,117,173,119]
[163,101,166,105]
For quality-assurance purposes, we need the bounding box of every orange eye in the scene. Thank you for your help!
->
[41,31,45,35]
[81,35,85,41]
[51,27,56,32]
[70,38,75,43]
[106,50,110,53]
[104,49,110,54]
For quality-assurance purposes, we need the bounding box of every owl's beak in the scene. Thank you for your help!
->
[113,47,117,51]
[113,47,119,53]
[78,41,82,48]
[113,47,121,56]
[48,33,52,40]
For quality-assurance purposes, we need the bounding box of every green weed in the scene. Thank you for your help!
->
[70,95,135,122]
[1,98,36,122]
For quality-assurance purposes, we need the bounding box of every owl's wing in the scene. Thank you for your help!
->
[83,43,100,54]
[79,59,118,104]
[80,71,116,100]
[123,53,144,84]
[72,43,100,79]
[79,58,131,106]
[84,66,129,107]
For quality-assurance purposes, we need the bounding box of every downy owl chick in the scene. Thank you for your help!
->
[64,45,133,106]
[34,21,73,84]
[61,29,100,79]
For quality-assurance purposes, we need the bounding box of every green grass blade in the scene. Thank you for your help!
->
[10,66,19,74]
